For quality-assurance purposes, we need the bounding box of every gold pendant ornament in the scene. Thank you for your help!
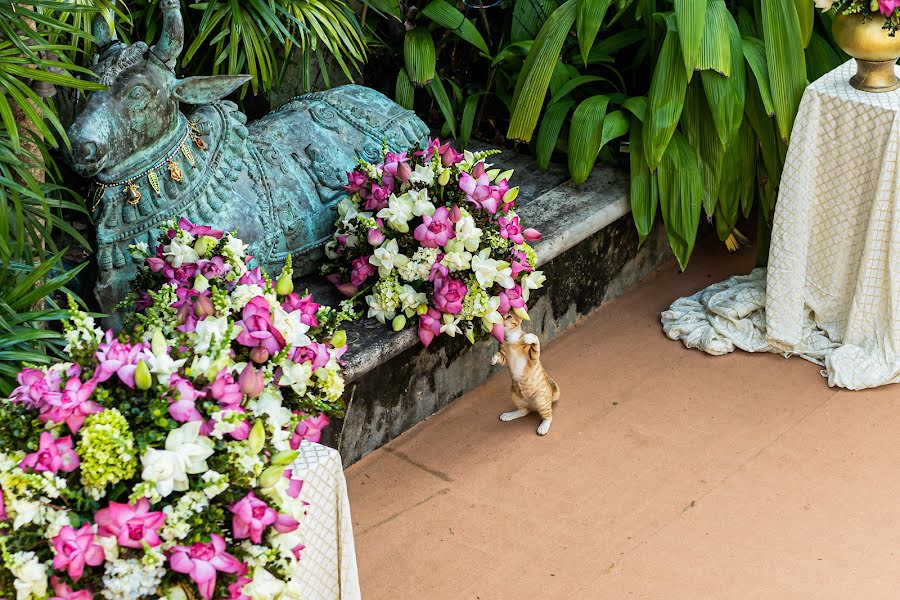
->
[148,169,161,195]
[180,141,196,167]
[124,183,141,205]
[167,159,184,182]
[188,121,207,150]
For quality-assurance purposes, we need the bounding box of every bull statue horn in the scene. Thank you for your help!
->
[151,0,184,69]
[91,8,115,48]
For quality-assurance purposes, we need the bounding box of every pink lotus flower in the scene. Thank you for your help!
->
[169,535,244,600]
[178,217,224,239]
[498,215,525,245]
[344,169,368,193]
[492,322,505,342]
[197,256,230,280]
[418,307,443,348]
[510,250,533,277]
[441,146,464,167]
[230,491,299,544]
[493,178,512,211]
[281,293,320,327]
[235,297,286,355]
[367,227,386,246]
[417,138,464,166]
[94,332,148,388]
[239,364,264,398]
[238,267,265,286]
[167,374,205,423]
[52,523,105,581]
[290,342,331,371]
[290,412,330,448]
[880,0,900,15]
[11,367,61,409]
[38,368,102,433]
[95,498,166,549]
[50,577,93,600]
[433,278,468,315]
[227,575,252,600]
[449,204,462,223]
[414,206,455,248]
[381,151,409,188]
[364,183,392,212]
[459,170,492,209]
[145,256,197,284]
[351,256,377,287]
[20,432,80,473]
[523,228,541,242]
[209,370,243,410]
[498,285,526,315]
[325,273,359,298]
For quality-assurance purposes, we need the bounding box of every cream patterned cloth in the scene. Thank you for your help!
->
[291,441,362,599]
[663,61,900,390]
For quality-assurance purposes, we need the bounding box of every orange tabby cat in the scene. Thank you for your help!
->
[491,312,560,435]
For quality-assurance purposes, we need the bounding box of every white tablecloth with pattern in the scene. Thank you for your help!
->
[292,441,362,599]
[662,61,900,390]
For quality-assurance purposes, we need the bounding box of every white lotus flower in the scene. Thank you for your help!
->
[454,215,483,252]
[163,239,199,267]
[146,349,187,387]
[141,449,187,497]
[279,361,313,396]
[368,239,409,278]
[273,307,311,348]
[441,250,472,272]
[471,248,514,289]
[409,163,435,186]
[481,296,503,334]
[253,387,293,429]
[243,568,287,600]
[398,285,426,315]
[166,421,214,475]
[377,194,414,232]
[408,188,435,217]
[366,294,396,324]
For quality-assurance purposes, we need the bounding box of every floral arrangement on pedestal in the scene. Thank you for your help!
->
[323,138,546,348]
[817,0,900,32]
[0,219,352,599]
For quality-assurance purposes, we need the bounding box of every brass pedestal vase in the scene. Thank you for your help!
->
[833,13,900,93]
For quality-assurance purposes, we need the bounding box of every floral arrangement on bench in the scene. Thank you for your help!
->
[323,138,546,348]
[0,219,350,599]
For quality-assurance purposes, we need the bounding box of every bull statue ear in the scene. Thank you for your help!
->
[171,75,251,104]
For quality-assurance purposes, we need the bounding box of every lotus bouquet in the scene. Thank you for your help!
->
[0,219,353,600]
[817,0,900,32]
[323,138,546,348]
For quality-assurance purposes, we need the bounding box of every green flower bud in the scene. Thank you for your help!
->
[135,360,152,390]
[259,465,284,489]
[193,274,210,293]
[392,315,407,332]
[438,169,451,186]
[194,235,218,257]
[464,327,475,344]
[503,186,519,204]
[151,329,167,356]
[275,272,294,296]
[331,330,347,348]
[271,450,299,466]
[416,304,429,316]
[248,420,266,455]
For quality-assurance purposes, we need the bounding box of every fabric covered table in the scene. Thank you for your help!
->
[663,61,900,390]
[292,441,362,599]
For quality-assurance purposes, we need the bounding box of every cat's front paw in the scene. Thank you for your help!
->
[523,333,540,346]
[491,353,501,365]
[537,418,552,436]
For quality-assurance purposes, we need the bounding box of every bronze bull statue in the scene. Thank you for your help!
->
[67,0,428,312]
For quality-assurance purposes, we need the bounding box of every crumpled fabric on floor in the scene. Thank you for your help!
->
[661,268,900,390]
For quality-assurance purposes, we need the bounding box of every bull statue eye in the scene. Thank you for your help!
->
[128,85,148,101]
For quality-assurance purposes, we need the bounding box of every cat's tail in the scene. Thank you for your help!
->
[549,377,561,403]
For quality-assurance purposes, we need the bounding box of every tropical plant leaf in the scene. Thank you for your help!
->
[567,95,610,184]
[682,82,724,217]
[459,93,484,148]
[675,0,706,79]
[629,116,657,246]
[421,0,490,55]
[548,75,611,106]
[795,0,814,49]
[761,0,807,141]
[643,26,687,169]
[805,31,842,83]
[535,98,576,169]
[576,0,614,63]
[395,68,414,110]
[700,8,745,147]
[742,36,775,116]
[508,0,578,142]
[512,0,559,42]
[600,110,629,150]
[404,26,436,85]
[697,0,731,76]
[428,76,457,139]
[657,131,702,270]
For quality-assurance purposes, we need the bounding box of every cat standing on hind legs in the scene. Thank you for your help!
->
[491,312,560,435]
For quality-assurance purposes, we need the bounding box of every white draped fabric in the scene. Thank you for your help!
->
[663,61,900,390]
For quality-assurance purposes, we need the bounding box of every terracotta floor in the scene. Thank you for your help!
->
[344,239,900,599]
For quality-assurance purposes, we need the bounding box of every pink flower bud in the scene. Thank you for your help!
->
[250,345,270,364]
[194,294,215,318]
[449,204,462,223]
[523,228,542,242]
[472,161,485,178]
[397,161,412,182]
[367,228,386,246]
[239,364,264,398]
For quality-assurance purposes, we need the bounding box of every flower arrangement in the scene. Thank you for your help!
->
[323,138,547,348]
[817,0,900,33]
[0,219,353,599]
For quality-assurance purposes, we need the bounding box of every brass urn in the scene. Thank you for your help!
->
[833,12,900,93]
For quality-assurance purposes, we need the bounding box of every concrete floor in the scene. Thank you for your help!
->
[345,239,900,599]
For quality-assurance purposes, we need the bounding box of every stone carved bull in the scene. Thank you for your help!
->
[67,0,428,312]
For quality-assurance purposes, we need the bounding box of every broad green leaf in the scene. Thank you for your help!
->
[428,76,457,139]
[548,75,610,106]
[512,0,559,42]
[657,131,702,270]
[805,31,842,83]
[716,122,754,240]
[742,36,775,116]
[508,0,578,142]
[643,28,687,169]
[682,82,724,217]
[600,110,629,150]
[421,0,490,55]
[363,0,402,20]
[698,0,731,76]
[623,96,648,122]
[576,0,614,63]
[737,120,758,219]
[700,8,745,146]
[744,74,783,212]
[675,0,706,79]
[583,29,644,64]
[459,93,484,148]
[568,95,610,184]
[536,99,576,169]
[404,27,436,85]
[395,68,414,110]
[629,116,658,246]
[795,0,814,49]
[761,0,807,141]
